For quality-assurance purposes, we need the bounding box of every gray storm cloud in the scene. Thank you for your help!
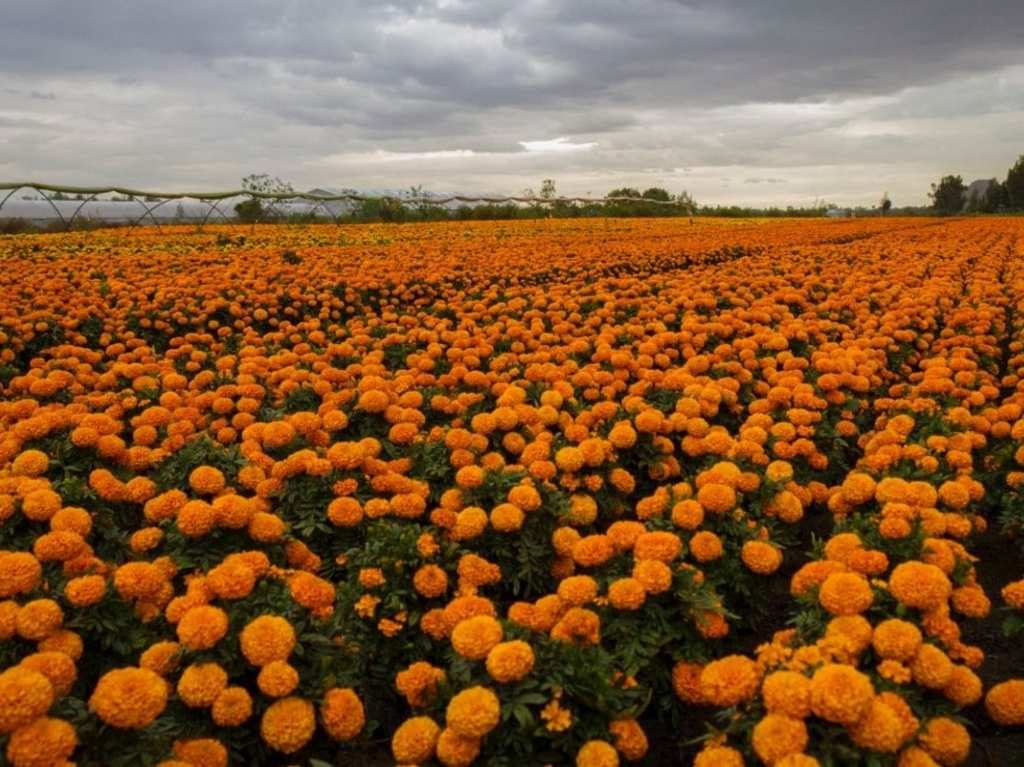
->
[1,0,1022,206]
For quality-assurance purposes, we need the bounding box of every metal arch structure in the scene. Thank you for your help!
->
[0,183,70,229]
[127,196,172,232]
[0,181,693,231]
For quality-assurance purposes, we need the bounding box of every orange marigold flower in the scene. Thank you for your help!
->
[64,574,107,607]
[918,717,970,766]
[260,697,315,754]
[873,619,923,661]
[761,670,812,718]
[699,655,760,707]
[942,665,982,708]
[239,614,296,666]
[396,661,446,708]
[177,662,228,708]
[633,531,682,562]
[257,660,300,698]
[189,465,226,495]
[176,605,228,650]
[321,687,365,741]
[693,745,744,767]
[4,716,76,767]
[741,540,783,575]
[848,697,908,753]
[888,561,951,611]
[818,572,873,616]
[752,714,808,765]
[413,564,449,599]
[446,686,501,738]
[436,727,481,767]
[19,651,76,696]
[985,679,1024,726]
[392,716,441,764]
[608,578,646,610]
[212,686,253,727]
[608,718,648,761]
[910,644,953,690]
[451,615,503,660]
[671,661,706,705]
[0,667,54,733]
[696,482,736,514]
[172,738,228,767]
[576,739,620,767]
[16,599,63,641]
[572,535,615,567]
[809,663,873,724]
[689,531,723,563]
[89,667,166,729]
[486,640,535,683]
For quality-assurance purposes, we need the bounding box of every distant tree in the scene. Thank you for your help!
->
[929,175,966,216]
[235,174,294,223]
[607,187,642,199]
[539,179,557,200]
[880,192,892,215]
[675,190,697,214]
[981,180,1009,213]
[641,187,672,202]
[1006,155,1024,210]
[407,184,435,219]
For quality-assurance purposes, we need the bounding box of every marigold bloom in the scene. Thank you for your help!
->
[160,738,223,767]
[910,644,954,690]
[19,651,76,696]
[872,619,923,661]
[699,655,760,707]
[918,717,970,766]
[888,561,951,611]
[576,740,620,767]
[392,716,441,763]
[486,640,535,683]
[436,727,481,767]
[446,686,501,738]
[633,531,682,562]
[451,614,503,660]
[240,614,296,666]
[608,578,646,610]
[809,663,873,724]
[607,718,647,761]
[176,605,228,650]
[260,697,315,754]
[693,745,744,767]
[985,679,1024,726]
[848,697,908,753]
[320,687,365,741]
[5,717,77,767]
[0,667,54,734]
[89,667,167,729]
[178,662,228,708]
[212,686,253,727]
[762,670,812,718]
[741,540,783,574]
[258,660,300,698]
[752,714,808,764]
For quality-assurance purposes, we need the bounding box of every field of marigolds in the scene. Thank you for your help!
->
[2,216,1024,767]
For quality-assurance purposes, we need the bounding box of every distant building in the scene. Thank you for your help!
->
[825,208,851,218]
[963,178,996,211]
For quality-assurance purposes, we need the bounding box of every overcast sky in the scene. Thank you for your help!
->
[2,0,1023,207]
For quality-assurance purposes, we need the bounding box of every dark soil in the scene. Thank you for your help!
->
[962,526,1024,766]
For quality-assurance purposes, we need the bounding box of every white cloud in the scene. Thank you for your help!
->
[518,137,598,153]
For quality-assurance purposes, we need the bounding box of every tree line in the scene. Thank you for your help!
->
[929,155,1024,215]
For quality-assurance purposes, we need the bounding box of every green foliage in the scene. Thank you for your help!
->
[929,174,966,215]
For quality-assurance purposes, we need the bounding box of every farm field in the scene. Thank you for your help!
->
[1,216,1024,766]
